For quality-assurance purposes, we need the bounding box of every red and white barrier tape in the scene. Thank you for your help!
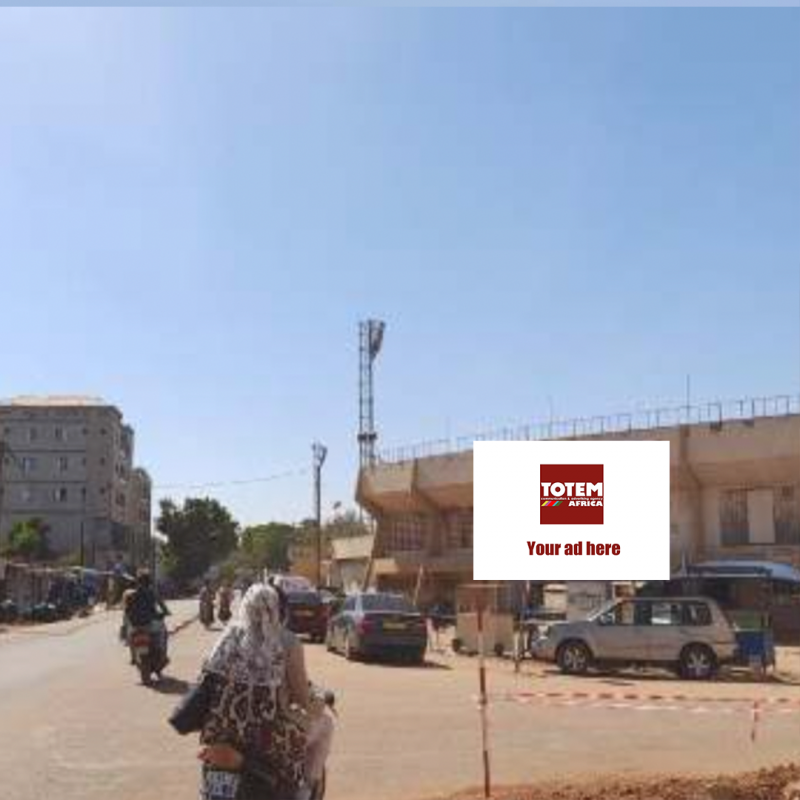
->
[475,691,795,743]
[486,689,800,709]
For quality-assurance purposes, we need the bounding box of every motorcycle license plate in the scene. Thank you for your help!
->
[133,647,150,657]
[201,769,241,800]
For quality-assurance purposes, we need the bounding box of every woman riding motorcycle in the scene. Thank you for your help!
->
[198,583,334,800]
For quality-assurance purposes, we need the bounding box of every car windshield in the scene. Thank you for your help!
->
[361,594,416,613]
[587,600,618,621]
[279,577,312,592]
[286,591,321,605]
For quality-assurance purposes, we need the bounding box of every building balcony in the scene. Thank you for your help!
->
[373,547,473,577]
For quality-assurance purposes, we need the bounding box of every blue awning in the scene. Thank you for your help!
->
[675,560,800,584]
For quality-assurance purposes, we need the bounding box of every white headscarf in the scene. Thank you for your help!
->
[204,583,286,688]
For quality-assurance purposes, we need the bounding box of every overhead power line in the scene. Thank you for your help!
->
[154,467,309,492]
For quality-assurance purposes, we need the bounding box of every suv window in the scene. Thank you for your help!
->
[651,602,682,625]
[681,601,712,626]
[600,600,651,626]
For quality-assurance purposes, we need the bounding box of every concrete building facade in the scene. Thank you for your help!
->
[126,468,152,569]
[357,397,800,606]
[0,396,151,568]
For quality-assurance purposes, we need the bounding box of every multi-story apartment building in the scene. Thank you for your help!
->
[0,396,151,568]
[357,396,800,606]
[126,468,153,569]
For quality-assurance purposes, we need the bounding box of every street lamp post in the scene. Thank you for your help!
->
[312,442,328,588]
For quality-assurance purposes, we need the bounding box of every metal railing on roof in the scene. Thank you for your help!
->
[377,394,800,465]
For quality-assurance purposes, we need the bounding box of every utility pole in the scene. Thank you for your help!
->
[312,442,328,588]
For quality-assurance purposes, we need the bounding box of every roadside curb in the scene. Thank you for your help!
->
[0,609,114,638]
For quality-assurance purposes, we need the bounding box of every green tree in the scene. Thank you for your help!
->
[240,522,295,573]
[156,497,239,584]
[3,518,52,562]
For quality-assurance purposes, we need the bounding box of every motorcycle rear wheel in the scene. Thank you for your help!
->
[138,658,153,686]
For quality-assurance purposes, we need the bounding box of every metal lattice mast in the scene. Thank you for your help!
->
[358,320,385,590]
[358,320,385,470]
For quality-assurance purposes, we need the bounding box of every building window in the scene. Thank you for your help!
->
[20,487,33,503]
[21,457,37,474]
[54,427,65,442]
[54,487,68,503]
[774,485,800,545]
[446,509,473,549]
[720,489,749,546]
[28,427,38,442]
[58,456,69,472]
[387,514,426,551]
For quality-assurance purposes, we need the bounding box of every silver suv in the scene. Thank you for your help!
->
[531,596,737,680]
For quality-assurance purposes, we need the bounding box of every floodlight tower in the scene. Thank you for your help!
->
[358,320,385,470]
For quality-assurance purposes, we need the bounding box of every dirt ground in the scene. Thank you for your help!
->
[432,764,800,800]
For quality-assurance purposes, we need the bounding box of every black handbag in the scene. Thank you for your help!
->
[169,672,216,735]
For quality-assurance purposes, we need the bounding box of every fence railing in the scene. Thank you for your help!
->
[378,394,800,465]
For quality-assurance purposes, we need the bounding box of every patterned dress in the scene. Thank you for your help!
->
[200,627,308,794]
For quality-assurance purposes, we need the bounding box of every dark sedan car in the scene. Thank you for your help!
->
[326,591,428,664]
[285,589,328,643]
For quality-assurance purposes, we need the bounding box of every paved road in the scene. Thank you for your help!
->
[1,606,798,800]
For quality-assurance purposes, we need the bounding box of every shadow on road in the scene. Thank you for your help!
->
[356,659,452,672]
[152,676,191,695]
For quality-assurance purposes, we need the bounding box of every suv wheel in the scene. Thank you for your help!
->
[680,644,716,680]
[556,641,592,675]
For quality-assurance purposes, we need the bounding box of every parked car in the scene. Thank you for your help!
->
[530,596,737,680]
[269,574,314,593]
[284,588,328,643]
[326,591,428,664]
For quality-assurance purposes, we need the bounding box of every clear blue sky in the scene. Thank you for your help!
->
[1,9,798,526]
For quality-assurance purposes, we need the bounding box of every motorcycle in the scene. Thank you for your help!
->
[200,596,215,629]
[130,616,168,686]
[200,690,335,800]
[218,591,233,624]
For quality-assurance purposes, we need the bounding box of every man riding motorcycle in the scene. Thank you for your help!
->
[199,582,216,628]
[218,583,234,624]
[125,570,170,680]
